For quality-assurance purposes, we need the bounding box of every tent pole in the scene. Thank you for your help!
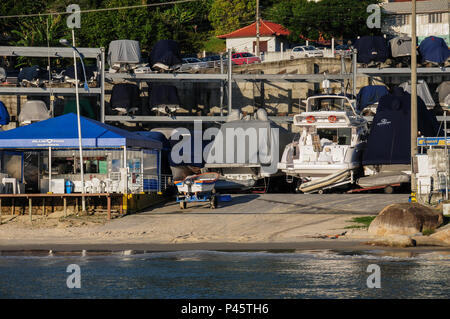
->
[48,147,52,193]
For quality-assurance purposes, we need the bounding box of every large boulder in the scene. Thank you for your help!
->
[368,203,444,236]
[430,225,450,245]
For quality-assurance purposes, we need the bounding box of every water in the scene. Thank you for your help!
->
[0,250,448,299]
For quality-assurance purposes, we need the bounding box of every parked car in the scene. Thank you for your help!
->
[334,44,351,56]
[291,46,323,58]
[231,52,261,65]
[179,57,208,72]
[201,55,225,68]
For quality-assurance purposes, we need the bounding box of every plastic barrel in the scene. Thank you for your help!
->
[65,180,74,194]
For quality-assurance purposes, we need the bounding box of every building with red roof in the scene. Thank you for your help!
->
[217,19,291,54]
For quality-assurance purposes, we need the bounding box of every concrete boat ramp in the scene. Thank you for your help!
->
[149,193,410,216]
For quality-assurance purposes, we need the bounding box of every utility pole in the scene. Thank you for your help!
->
[255,0,260,58]
[411,0,418,197]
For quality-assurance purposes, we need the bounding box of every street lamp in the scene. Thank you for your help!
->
[60,31,87,212]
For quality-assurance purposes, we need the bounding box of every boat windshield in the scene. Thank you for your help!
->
[317,128,352,145]
[308,97,354,113]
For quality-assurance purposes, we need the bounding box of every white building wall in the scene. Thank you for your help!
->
[382,12,450,44]
[225,36,277,53]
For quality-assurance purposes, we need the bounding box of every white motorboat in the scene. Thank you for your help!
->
[278,95,369,193]
[174,172,219,194]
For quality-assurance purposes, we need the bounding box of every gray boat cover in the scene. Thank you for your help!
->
[389,36,412,58]
[0,67,5,82]
[18,100,50,124]
[108,40,141,65]
[399,80,435,108]
[205,117,294,172]
[436,81,450,105]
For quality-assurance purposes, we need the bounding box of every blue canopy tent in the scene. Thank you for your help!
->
[0,113,161,149]
[0,113,163,193]
[0,101,10,126]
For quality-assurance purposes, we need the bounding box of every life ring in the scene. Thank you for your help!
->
[306,115,316,123]
[328,115,337,123]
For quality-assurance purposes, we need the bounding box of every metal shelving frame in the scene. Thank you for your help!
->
[0,46,106,122]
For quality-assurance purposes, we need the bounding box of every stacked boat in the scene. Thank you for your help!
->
[278,94,368,193]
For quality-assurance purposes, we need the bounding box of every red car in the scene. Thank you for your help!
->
[231,52,261,65]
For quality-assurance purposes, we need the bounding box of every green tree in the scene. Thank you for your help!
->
[268,0,381,41]
[209,0,256,36]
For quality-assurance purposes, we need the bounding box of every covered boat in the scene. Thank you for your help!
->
[353,36,389,66]
[418,36,450,66]
[64,62,97,85]
[108,40,143,73]
[148,83,180,115]
[390,36,412,58]
[18,100,50,125]
[0,67,6,82]
[278,95,368,193]
[110,83,141,115]
[18,65,47,87]
[205,108,294,190]
[359,87,440,190]
[149,40,182,72]
[399,80,435,110]
[356,85,389,115]
[436,81,450,110]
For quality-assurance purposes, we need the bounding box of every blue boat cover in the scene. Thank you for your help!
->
[64,62,96,82]
[148,83,180,108]
[18,65,47,82]
[353,36,389,64]
[149,40,182,69]
[356,85,390,112]
[362,87,440,165]
[419,36,450,64]
[0,113,162,149]
[110,83,141,112]
[0,101,10,125]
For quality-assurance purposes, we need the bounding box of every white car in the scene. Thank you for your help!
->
[291,46,324,58]
[179,57,208,73]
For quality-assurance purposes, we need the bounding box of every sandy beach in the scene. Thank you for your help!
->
[1,193,448,254]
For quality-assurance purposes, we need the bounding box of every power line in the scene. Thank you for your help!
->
[0,0,202,19]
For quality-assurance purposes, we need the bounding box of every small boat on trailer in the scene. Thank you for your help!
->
[278,94,369,193]
[174,172,220,209]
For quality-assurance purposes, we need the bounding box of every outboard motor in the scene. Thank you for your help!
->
[110,83,141,115]
[149,40,182,72]
[108,40,146,73]
[419,36,450,67]
[18,65,48,87]
[148,83,180,116]
[389,36,413,67]
[353,36,389,67]
[18,100,50,125]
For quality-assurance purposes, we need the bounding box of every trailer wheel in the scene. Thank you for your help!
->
[210,195,218,209]
[180,201,187,209]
